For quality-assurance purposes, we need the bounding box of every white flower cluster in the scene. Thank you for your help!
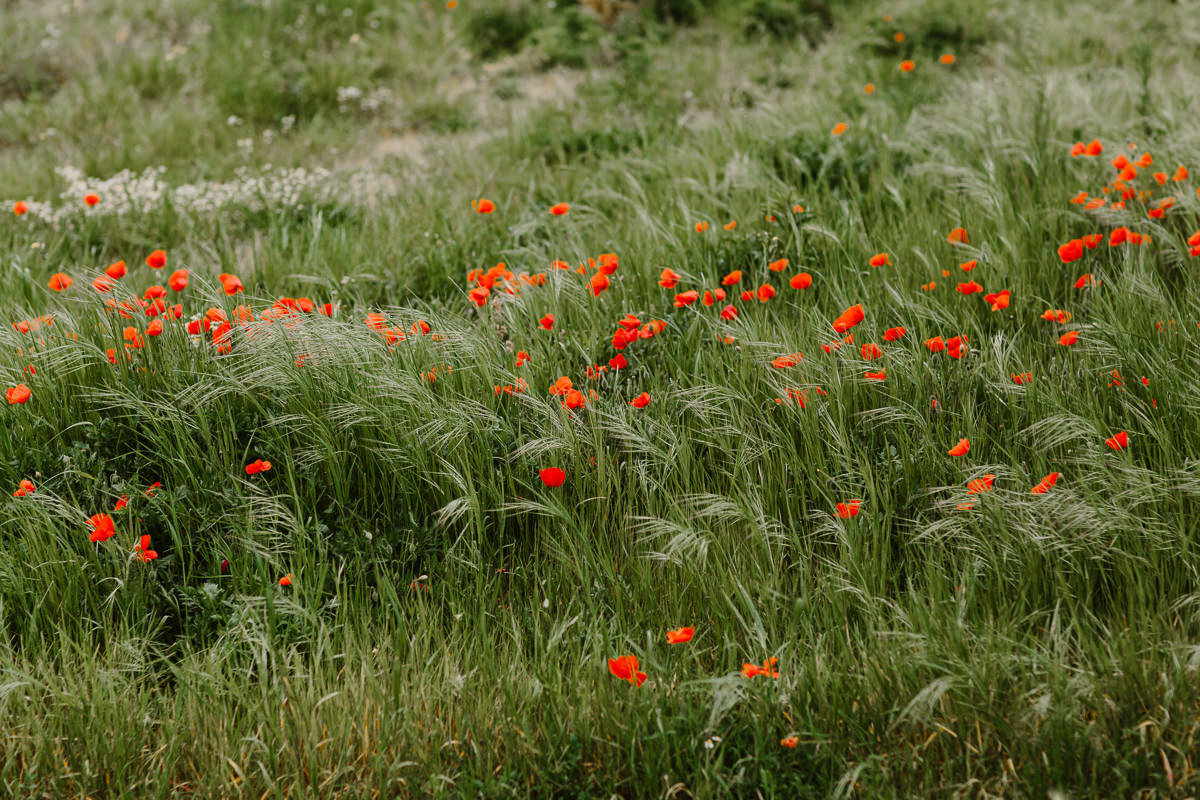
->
[336,86,393,114]
[8,163,398,225]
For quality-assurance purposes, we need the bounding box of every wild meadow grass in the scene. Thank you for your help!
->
[2,0,1200,796]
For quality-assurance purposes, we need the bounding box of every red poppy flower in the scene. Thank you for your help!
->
[789,272,813,290]
[836,500,861,518]
[87,513,116,543]
[742,657,780,678]
[966,474,995,494]
[6,384,31,404]
[1057,239,1084,263]
[539,467,565,487]
[473,198,495,214]
[947,438,970,457]
[628,392,651,408]
[666,627,694,644]
[133,534,158,562]
[1030,472,1059,494]
[146,250,167,269]
[549,203,570,216]
[608,655,647,686]
[832,303,864,333]
[1105,431,1128,450]
[245,459,272,475]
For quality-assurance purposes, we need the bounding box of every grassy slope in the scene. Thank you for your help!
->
[2,0,1200,796]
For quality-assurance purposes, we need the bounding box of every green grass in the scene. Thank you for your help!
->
[2,0,1200,796]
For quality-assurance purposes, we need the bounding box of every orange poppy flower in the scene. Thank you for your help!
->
[146,250,167,269]
[133,535,158,562]
[789,272,813,290]
[84,193,100,206]
[659,268,681,288]
[720,305,738,321]
[832,303,864,333]
[772,353,803,369]
[628,392,650,408]
[769,258,789,272]
[1085,139,1103,156]
[218,273,244,295]
[666,627,694,644]
[87,513,116,543]
[539,467,565,487]
[279,574,292,587]
[473,198,495,214]
[168,269,189,291]
[1074,273,1096,289]
[12,479,35,497]
[756,283,775,302]
[1173,165,1188,182]
[695,221,708,233]
[947,438,970,457]
[245,459,272,475]
[864,83,875,94]
[946,227,968,244]
[899,60,915,72]
[723,221,737,231]
[13,201,28,215]
[48,273,73,291]
[549,202,570,216]
[6,384,30,405]
[956,281,982,295]
[883,326,905,341]
[792,204,805,213]
[966,474,995,494]
[721,270,742,286]
[869,252,892,268]
[781,736,799,748]
[742,657,779,679]
[608,655,647,686]
[959,260,977,272]
[1030,472,1059,494]
[1059,331,1079,346]
[939,53,955,64]
[984,290,1010,311]
[831,122,848,136]
[673,290,699,307]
